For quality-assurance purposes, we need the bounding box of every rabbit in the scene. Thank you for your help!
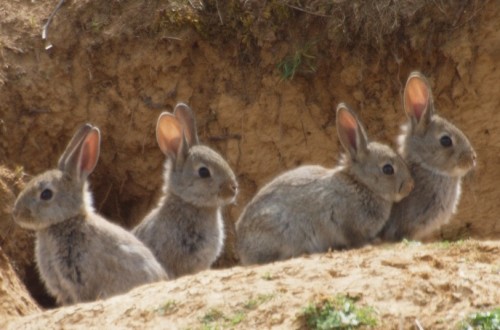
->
[12,124,167,305]
[378,71,476,241]
[133,103,238,279]
[235,103,415,265]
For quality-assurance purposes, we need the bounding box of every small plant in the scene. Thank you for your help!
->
[87,15,109,34]
[155,300,178,315]
[401,238,422,246]
[229,311,245,326]
[301,295,377,329]
[261,272,274,280]
[459,308,500,330]
[434,239,466,249]
[200,307,246,329]
[14,165,26,181]
[201,308,225,324]
[151,3,200,35]
[277,43,317,80]
[243,293,275,310]
[28,16,38,29]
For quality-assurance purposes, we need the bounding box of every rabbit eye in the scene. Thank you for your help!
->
[198,167,211,178]
[40,189,53,201]
[382,164,394,175]
[440,135,453,147]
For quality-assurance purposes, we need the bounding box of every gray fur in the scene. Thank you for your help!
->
[12,125,167,305]
[133,103,238,279]
[379,71,476,241]
[236,103,414,265]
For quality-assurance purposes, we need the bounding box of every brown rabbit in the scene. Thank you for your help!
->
[379,71,477,241]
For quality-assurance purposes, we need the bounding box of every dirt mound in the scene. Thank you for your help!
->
[6,240,500,329]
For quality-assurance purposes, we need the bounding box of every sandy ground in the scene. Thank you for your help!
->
[4,239,499,329]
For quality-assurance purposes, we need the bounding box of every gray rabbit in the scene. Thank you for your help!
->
[133,103,238,279]
[236,103,414,265]
[379,71,476,241]
[13,124,167,305]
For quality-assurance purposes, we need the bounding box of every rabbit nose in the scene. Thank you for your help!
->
[400,178,414,195]
[12,205,26,220]
[220,181,238,199]
[230,182,238,194]
[407,178,415,192]
[460,151,477,169]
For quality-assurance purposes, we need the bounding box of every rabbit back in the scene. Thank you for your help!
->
[236,165,392,265]
[236,166,342,264]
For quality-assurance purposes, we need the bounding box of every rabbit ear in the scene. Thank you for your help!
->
[173,103,199,146]
[58,124,93,170]
[156,112,189,167]
[404,72,433,130]
[336,103,368,161]
[61,127,101,181]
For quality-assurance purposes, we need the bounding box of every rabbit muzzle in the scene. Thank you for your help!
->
[12,203,26,221]
[465,150,477,169]
[12,205,37,230]
[219,181,238,204]
[395,177,414,202]
[452,150,477,177]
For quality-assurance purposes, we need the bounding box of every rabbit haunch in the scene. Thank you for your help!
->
[378,71,476,241]
[13,124,166,305]
[133,103,237,279]
[236,103,414,265]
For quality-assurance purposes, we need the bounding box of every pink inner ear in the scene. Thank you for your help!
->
[412,101,427,121]
[339,111,358,151]
[406,78,429,121]
[79,132,99,175]
[157,114,183,155]
[80,143,93,173]
[345,126,357,151]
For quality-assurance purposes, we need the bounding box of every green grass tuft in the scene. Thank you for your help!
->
[301,295,377,329]
[434,239,466,249]
[198,293,276,328]
[243,293,275,310]
[201,308,226,324]
[228,311,246,326]
[261,272,274,280]
[277,43,317,80]
[155,300,178,315]
[401,238,422,246]
[459,308,500,330]
[200,307,246,329]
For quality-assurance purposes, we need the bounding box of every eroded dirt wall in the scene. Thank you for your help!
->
[0,0,498,275]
